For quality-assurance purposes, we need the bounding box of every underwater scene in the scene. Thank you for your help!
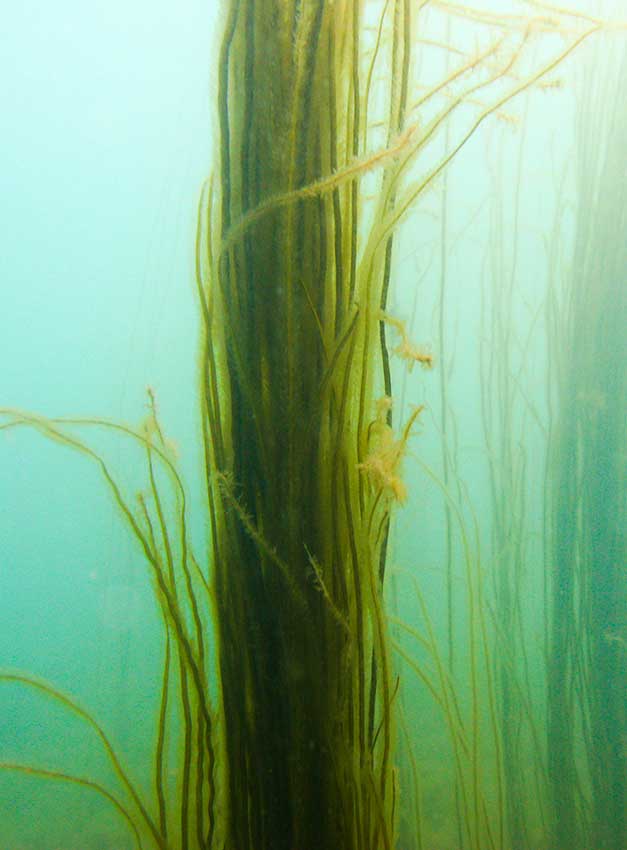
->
[1,1,626,849]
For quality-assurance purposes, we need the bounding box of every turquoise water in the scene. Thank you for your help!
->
[1,4,215,846]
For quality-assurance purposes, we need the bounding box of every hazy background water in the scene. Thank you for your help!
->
[1,3,217,845]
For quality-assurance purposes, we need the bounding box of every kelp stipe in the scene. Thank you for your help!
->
[196,4,413,846]
[197,4,611,849]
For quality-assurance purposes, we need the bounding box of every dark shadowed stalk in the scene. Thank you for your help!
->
[198,3,603,847]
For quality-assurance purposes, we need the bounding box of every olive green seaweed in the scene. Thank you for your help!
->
[0,2,616,849]
[0,761,144,850]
